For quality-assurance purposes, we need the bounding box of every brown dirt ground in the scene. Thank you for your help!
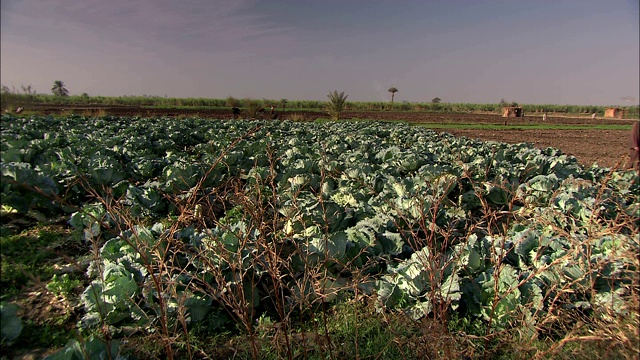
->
[33,105,639,169]
[344,111,637,169]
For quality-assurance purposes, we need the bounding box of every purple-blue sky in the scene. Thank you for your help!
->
[1,0,638,105]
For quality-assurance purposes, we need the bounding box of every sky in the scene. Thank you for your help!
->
[1,0,639,105]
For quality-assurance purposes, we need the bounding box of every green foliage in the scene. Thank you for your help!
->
[2,115,638,358]
[51,80,69,97]
[1,83,37,112]
[0,229,68,294]
[225,96,240,107]
[46,274,82,297]
[326,90,348,120]
[321,301,424,359]
[43,335,126,360]
[244,98,264,118]
[1,90,637,117]
[0,302,23,344]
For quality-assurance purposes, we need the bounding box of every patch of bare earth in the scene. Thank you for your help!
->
[441,128,631,169]
[10,286,80,359]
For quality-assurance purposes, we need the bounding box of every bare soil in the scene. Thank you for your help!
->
[33,105,638,169]
[344,111,637,169]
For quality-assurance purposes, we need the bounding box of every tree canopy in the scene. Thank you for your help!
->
[51,80,69,97]
[388,87,398,104]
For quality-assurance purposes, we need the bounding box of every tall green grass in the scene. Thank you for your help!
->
[2,90,638,117]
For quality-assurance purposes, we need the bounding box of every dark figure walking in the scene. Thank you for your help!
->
[628,121,640,170]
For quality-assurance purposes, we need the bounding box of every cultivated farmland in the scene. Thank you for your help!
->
[26,104,637,168]
[1,114,638,359]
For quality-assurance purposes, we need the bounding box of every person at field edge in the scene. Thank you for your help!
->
[592,113,596,119]
[628,121,640,171]
[542,113,547,121]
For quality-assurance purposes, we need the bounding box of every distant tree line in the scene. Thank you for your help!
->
[1,82,637,116]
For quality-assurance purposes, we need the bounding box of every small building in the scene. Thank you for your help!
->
[604,107,625,119]
[502,107,523,118]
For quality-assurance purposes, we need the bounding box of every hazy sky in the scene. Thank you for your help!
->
[1,0,638,105]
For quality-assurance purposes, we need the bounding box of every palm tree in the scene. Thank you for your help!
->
[51,80,69,97]
[326,91,348,121]
[388,87,398,104]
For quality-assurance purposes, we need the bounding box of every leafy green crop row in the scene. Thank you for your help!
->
[1,115,638,346]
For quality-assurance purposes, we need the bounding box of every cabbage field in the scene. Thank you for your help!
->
[1,114,638,358]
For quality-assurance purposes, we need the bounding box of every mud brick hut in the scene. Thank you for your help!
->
[604,107,625,119]
[502,107,523,118]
